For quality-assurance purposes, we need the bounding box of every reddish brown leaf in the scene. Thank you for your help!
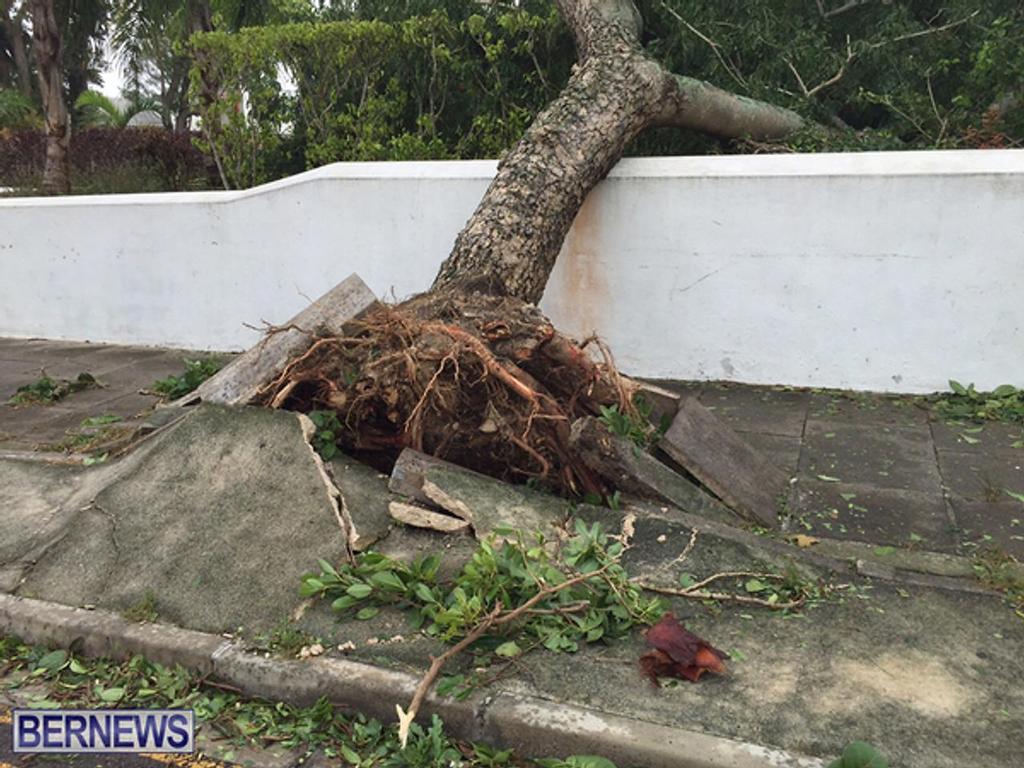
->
[640,613,729,685]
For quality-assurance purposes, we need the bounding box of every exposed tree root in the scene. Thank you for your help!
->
[255,289,639,497]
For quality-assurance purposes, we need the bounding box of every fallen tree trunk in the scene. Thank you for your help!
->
[433,0,804,303]
[262,0,806,498]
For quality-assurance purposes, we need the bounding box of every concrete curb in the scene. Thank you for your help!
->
[0,593,825,768]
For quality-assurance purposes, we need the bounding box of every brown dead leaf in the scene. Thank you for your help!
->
[639,613,728,684]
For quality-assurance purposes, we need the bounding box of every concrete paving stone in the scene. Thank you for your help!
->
[0,368,33,402]
[0,339,103,359]
[807,391,931,427]
[950,498,1024,559]
[800,420,941,493]
[936,450,1024,502]
[698,383,809,437]
[0,336,36,350]
[736,431,802,475]
[930,419,1024,454]
[788,479,956,551]
[0,403,84,443]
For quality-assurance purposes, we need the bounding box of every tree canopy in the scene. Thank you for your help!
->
[2,0,1022,191]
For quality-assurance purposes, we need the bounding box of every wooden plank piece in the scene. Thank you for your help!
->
[175,274,378,406]
[659,397,787,527]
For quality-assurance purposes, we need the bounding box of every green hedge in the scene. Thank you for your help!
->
[189,10,572,188]
[189,2,1024,189]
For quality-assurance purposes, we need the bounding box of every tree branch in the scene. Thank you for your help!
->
[655,74,805,139]
[785,35,854,99]
[659,3,746,89]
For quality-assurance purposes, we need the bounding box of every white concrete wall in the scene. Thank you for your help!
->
[2,150,1022,393]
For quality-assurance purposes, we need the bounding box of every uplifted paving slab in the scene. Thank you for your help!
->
[4,405,350,633]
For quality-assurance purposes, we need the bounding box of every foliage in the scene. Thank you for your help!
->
[0,634,617,767]
[185,1,1024,188]
[933,381,1024,423]
[639,0,1024,154]
[74,90,159,128]
[152,358,224,400]
[0,127,210,194]
[598,394,667,449]
[972,547,1024,617]
[41,413,133,457]
[0,89,40,131]
[308,409,343,459]
[301,520,662,657]
[188,7,569,187]
[8,372,98,406]
[826,741,889,768]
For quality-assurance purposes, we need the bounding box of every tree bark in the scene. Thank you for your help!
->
[2,2,32,98]
[431,0,804,305]
[30,0,70,195]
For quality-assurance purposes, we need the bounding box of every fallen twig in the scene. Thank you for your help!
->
[396,564,612,747]
[637,581,805,611]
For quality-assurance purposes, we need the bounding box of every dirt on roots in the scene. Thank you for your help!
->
[254,289,639,497]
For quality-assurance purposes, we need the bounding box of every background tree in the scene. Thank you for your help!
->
[1,0,33,97]
[29,0,71,193]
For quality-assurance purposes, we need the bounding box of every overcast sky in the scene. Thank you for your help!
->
[99,41,125,98]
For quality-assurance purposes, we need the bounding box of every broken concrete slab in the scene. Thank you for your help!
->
[390,449,569,540]
[660,398,786,527]
[630,380,680,424]
[17,404,350,635]
[180,274,377,407]
[0,459,94,591]
[389,501,471,534]
[568,417,739,526]
[329,454,394,551]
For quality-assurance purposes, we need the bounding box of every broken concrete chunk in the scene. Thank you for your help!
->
[568,416,738,526]
[388,501,470,534]
[177,274,378,407]
[328,456,394,551]
[658,398,786,527]
[629,379,681,424]
[389,449,567,540]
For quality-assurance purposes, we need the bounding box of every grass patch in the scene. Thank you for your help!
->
[123,590,159,623]
[153,358,224,400]
[8,372,99,406]
[249,620,318,658]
